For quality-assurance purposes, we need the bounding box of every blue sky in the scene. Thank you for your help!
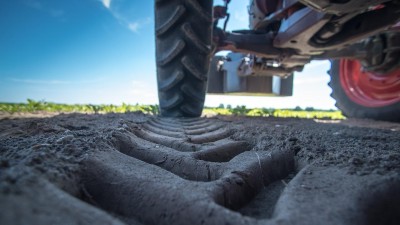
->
[0,0,336,109]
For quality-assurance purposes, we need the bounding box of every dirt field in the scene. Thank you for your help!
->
[1,112,399,225]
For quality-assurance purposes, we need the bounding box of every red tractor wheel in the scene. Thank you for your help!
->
[329,59,400,122]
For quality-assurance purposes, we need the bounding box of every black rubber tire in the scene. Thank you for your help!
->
[155,0,213,117]
[329,60,400,122]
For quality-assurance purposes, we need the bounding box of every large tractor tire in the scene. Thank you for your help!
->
[155,0,213,117]
[329,59,400,122]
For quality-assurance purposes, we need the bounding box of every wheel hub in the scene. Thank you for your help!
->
[340,59,400,107]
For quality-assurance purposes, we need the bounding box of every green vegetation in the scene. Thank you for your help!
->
[0,99,159,115]
[0,99,345,119]
[203,105,345,119]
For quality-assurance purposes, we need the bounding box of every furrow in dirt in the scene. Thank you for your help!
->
[156,117,217,130]
[2,113,399,225]
[82,120,295,224]
[142,122,185,138]
[185,123,223,135]
[147,119,185,132]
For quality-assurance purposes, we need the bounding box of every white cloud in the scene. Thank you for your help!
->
[128,22,139,32]
[127,17,152,33]
[102,0,111,9]
[100,0,152,34]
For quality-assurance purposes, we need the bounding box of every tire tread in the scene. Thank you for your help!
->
[155,0,212,117]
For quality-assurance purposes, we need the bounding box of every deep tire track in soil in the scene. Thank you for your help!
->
[1,114,399,225]
[82,117,294,225]
[79,117,400,225]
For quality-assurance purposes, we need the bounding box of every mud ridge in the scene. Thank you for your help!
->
[2,114,400,225]
[81,117,295,225]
